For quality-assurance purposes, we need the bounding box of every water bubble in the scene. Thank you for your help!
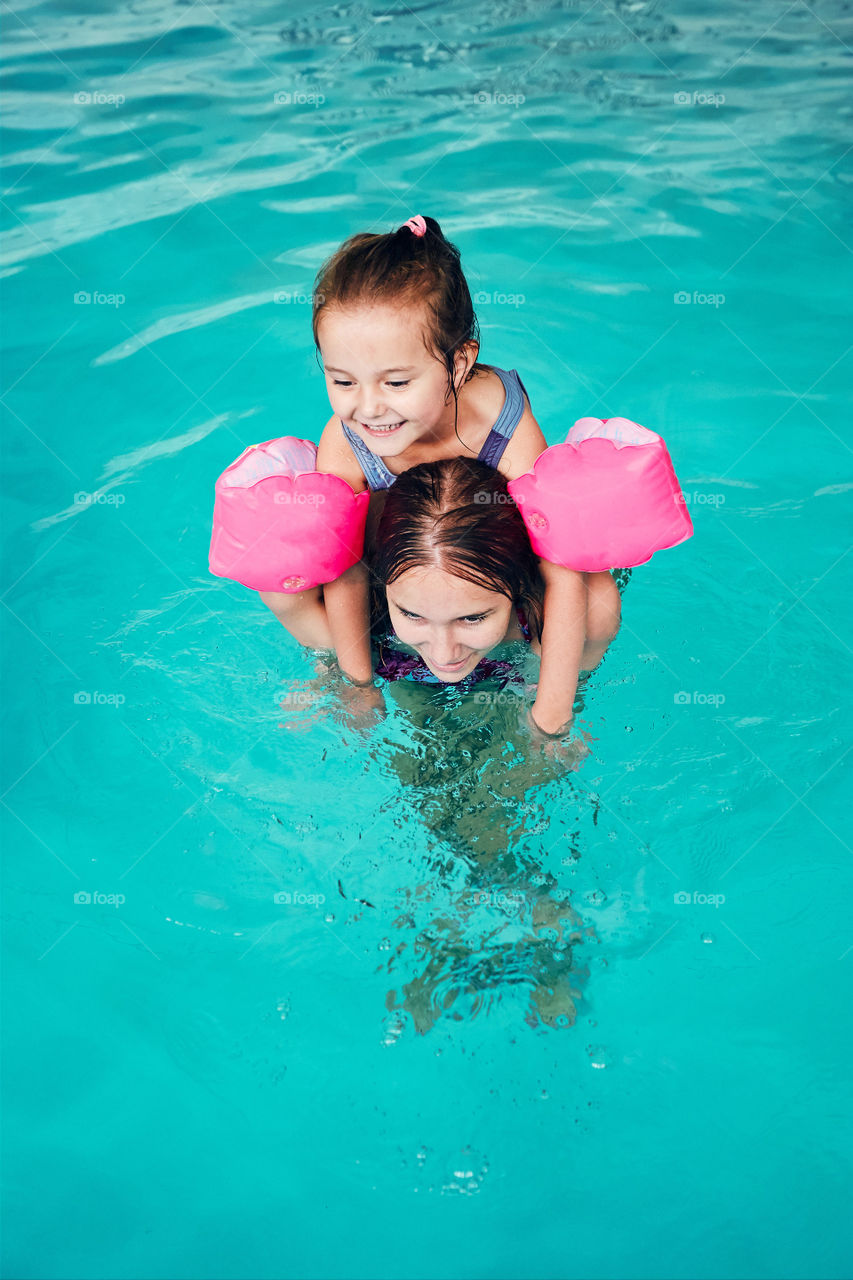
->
[442,1145,489,1196]
[381,1013,405,1046]
[378,937,391,951]
[701,933,715,945]
[324,913,335,924]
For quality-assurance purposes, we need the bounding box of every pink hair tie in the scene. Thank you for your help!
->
[403,214,427,237]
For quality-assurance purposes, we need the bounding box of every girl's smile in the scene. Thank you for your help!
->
[357,420,407,438]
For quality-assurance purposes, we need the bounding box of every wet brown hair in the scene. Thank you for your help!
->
[312,215,485,443]
[369,458,544,641]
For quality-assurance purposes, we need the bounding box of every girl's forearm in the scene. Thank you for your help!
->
[530,567,587,735]
[322,561,375,684]
[258,587,334,649]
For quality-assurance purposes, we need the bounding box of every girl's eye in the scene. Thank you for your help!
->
[330,379,409,388]
[396,608,486,624]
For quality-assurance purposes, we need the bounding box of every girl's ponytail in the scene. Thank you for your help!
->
[400,214,428,237]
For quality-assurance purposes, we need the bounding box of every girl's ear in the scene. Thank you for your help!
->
[452,340,480,386]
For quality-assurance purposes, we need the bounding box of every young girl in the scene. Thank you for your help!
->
[260,213,619,736]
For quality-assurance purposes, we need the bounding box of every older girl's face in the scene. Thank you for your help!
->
[386,564,514,683]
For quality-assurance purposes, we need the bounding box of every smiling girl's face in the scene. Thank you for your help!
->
[386,564,515,682]
[317,300,474,459]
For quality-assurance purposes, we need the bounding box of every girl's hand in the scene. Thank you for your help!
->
[335,677,386,732]
[523,706,592,770]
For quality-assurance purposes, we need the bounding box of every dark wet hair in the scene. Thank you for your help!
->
[312,215,485,444]
[369,458,544,641]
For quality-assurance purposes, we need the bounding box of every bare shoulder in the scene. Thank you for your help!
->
[315,414,368,492]
[495,381,549,481]
[465,363,509,416]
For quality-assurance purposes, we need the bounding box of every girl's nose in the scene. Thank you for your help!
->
[426,630,466,665]
[358,389,385,420]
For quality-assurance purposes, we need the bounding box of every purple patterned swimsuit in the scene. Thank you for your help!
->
[374,609,533,686]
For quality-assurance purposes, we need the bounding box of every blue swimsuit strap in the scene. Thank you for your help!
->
[339,422,396,490]
[340,365,530,490]
[477,367,529,468]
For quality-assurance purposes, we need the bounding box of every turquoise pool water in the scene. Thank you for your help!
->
[2,2,852,1278]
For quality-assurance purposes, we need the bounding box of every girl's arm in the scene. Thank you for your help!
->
[321,560,373,683]
[532,560,587,734]
[315,417,375,684]
[497,391,587,735]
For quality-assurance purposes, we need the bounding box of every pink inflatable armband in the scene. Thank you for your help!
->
[209,436,369,592]
[507,417,693,572]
